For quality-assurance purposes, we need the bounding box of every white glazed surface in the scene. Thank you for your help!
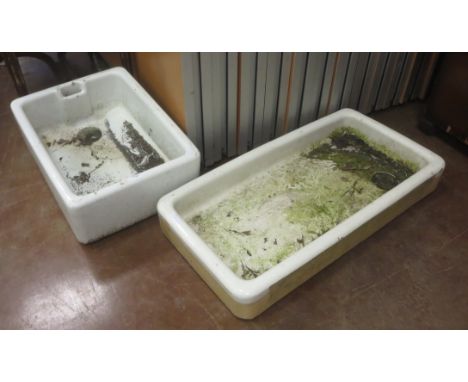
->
[157,109,445,305]
[11,67,200,243]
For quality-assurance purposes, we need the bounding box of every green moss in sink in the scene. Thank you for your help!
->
[188,127,417,280]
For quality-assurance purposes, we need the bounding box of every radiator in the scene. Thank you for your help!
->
[182,52,439,168]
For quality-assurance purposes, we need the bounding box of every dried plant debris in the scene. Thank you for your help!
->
[72,171,91,184]
[106,120,164,172]
[189,127,417,280]
[44,126,103,147]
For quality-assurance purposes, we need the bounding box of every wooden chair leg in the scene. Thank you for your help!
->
[3,53,28,95]
[120,53,135,76]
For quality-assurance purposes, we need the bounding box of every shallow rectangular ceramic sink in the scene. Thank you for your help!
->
[11,67,200,243]
[157,109,445,319]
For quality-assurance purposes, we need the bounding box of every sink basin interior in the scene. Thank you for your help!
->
[20,72,185,195]
[179,125,421,280]
[38,103,169,195]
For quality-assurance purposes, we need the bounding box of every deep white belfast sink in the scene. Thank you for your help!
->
[11,67,200,243]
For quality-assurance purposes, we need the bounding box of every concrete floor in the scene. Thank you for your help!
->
[1,57,467,329]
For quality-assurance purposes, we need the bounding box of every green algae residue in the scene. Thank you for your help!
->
[189,127,417,280]
[306,128,416,190]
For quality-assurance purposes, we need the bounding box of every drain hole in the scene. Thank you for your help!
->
[77,127,102,145]
[371,172,398,190]
[60,82,83,97]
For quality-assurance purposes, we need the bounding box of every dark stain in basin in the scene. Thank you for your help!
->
[43,126,103,147]
[73,171,90,184]
[106,120,164,173]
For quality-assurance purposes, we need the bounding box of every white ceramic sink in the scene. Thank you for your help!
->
[11,67,200,243]
[157,109,445,319]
